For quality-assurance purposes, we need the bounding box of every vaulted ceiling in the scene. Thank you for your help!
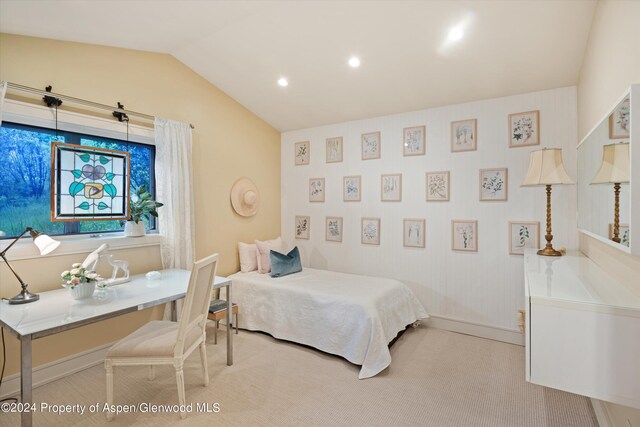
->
[0,0,597,131]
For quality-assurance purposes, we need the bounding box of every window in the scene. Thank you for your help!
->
[0,121,155,239]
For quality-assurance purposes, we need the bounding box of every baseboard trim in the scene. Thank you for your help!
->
[427,315,525,346]
[591,399,613,427]
[0,341,115,400]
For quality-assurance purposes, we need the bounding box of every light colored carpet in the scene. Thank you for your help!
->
[1,326,598,426]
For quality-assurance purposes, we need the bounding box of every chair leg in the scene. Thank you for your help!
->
[175,363,187,419]
[214,321,218,345]
[235,313,239,334]
[199,341,209,386]
[105,359,114,421]
[148,365,155,380]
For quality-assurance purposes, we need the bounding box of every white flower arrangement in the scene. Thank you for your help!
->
[61,263,102,289]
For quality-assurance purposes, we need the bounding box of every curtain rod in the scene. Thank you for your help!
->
[5,82,195,129]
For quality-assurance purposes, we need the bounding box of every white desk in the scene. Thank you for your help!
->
[0,269,233,427]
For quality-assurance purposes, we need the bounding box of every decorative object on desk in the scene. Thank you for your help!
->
[51,141,130,221]
[591,142,630,244]
[124,184,163,237]
[451,220,478,252]
[230,177,259,217]
[609,97,630,139]
[381,174,402,202]
[326,136,343,163]
[0,227,60,304]
[403,125,425,156]
[294,140,310,165]
[451,119,477,152]
[295,215,310,239]
[146,271,162,280]
[479,168,508,201]
[509,110,540,148]
[361,131,381,160]
[61,262,102,300]
[81,243,130,285]
[426,171,450,201]
[509,221,540,255]
[521,148,574,256]
[361,217,380,245]
[309,178,325,202]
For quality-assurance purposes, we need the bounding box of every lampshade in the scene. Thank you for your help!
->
[521,148,575,186]
[591,142,630,184]
[34,234,61,255]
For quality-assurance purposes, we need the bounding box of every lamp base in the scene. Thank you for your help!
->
[8,289,40,304]
[537,247,563,257]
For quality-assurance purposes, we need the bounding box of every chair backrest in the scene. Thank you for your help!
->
[174,253,218,356]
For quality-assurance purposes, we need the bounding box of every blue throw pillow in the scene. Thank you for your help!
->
[269,246,302,278]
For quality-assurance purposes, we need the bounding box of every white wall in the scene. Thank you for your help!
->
[281,86,577,333]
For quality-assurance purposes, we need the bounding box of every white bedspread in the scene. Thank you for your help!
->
[228,268,429,379]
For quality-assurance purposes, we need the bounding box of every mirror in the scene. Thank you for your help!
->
[578,89,635,252]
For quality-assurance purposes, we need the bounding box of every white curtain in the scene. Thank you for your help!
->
[0,81,7,126]
[154,118,195,269]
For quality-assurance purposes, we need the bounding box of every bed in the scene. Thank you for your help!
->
[228,268,428,379]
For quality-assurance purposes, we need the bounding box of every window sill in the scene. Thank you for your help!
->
[0,233,163,262]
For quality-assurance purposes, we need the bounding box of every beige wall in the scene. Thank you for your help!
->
[577,1,640,425]
[0,34,281,376]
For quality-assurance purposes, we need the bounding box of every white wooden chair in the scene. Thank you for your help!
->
[104,253,218,420]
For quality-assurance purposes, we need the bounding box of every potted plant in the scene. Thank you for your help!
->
[61,263,103,299]
[124,185,163,237]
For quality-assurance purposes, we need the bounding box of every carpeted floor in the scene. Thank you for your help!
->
[1,326,598,426]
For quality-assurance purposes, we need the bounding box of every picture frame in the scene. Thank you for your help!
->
[508,110,540,148]
[343,175,361,202]
[403,126,425,156]
[361,131,381,160]
[325,216,343,242]
[508,221,540,255]
[403,219,425,248]
[426,171,450,202]
[294,141,310,165]
[479,168,508,201]
[294,215,310,239]
[451,220,478,252]
[609,223,630,247]
[450,119,477,152]
[51,141,130,222]
[361,217,380,245]
[326,136,343,163]
[309,178,325,202]
[381,173,402,202]
[609,98,630,139]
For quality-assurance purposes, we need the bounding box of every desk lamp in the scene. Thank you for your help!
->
[0,227,60,304]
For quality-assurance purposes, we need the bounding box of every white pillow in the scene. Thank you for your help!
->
[255,237,284,274]
[238,242,258,273]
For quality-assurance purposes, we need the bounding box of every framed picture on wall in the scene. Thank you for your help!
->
[479,168,508,201]
[452,220,478,252]
[294,141,310,165]
[326,136,343,163]
[403,219,425,248]
[381,174,402,202]
[403,126,425,156]
[309,178,325,202]
[508,110,539,148]
[450,119,477,152]
[343,175,361,201]
[508,221,540,255]
[361,131,381,160]
[361,217,380,245]
[609,98,630,139]
[295,215,310,239]
[426,171,450,201]
[326,216,343,242]
[609,223,630,247]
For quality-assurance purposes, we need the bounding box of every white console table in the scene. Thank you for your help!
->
[524,249,640,409]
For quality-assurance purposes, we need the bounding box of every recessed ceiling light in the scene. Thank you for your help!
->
[348,56,361,68]
[278,77,289,87]
[448,26,464,42]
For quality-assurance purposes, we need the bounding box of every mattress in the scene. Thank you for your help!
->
[228,268,429,379]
